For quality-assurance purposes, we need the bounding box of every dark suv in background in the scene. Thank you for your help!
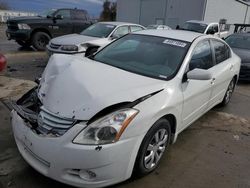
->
[6,8,92,51]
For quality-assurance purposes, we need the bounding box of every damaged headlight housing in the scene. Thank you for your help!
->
[61,45,78,52]
[73,108,139,145]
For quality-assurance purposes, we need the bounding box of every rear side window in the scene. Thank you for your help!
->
[212,40,230,64]
[73,10,87,20]
[189,40,214,70]
[55,9,71,19]
[130,26,144,32]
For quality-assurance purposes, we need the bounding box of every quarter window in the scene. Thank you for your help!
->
[189,40,214,70]
[212,40,230,64]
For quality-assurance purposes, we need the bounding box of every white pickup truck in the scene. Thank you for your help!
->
[180,20,229,39]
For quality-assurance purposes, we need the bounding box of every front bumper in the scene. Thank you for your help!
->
[6,29,31,41]
[11,111,143,188]
[239,65,250,81]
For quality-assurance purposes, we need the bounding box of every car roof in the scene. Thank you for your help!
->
[134,29,204,42]
[98,21,143,26]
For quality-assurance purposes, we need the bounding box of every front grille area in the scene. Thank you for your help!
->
[50,43,61,49]
[7,21,18,31]
[37,106,76,136]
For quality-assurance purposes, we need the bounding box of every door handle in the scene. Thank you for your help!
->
[211,78,216,85]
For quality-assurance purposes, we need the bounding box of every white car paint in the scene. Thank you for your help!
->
[46,21,145,55]
[11,30,240,188]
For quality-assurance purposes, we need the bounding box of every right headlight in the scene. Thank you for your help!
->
[61,45,78,52]
[73,108,139,145]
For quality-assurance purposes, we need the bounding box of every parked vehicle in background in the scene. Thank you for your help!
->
[234,24,250,33]
[6,8,92,51]
[225,33,250,81]
[147,25,171,30]
[46,22,145,55]
[11,30,240,188]
[180,20,229,38]
[0,54,7,72]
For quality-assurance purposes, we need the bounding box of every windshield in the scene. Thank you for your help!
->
[181,22,207,33]
[81,23,116,38]
[93,34,190,80]
[38,9,57,17]
[225,35,250,50]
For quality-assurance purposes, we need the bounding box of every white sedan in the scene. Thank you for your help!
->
[46,21,145,55]
[11,30,240,188]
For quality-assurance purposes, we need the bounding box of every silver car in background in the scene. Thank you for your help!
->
[46,22,145,55]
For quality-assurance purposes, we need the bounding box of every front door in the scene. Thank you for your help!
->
[181,40,214,129]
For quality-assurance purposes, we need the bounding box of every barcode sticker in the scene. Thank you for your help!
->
[163,39,187,48]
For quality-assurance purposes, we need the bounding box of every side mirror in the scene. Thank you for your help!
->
[54,14,63,20]
[110,33,120,40]
[187,68,212,80]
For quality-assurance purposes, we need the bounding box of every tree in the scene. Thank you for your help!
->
[0,1,9,10]
[99,0,117,21]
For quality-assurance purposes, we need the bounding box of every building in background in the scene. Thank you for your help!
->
[0,10,36,23]
[117,0,250,30]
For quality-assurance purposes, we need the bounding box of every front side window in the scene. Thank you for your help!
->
[189,40,214,70]
[93,34,190,80]
[130,26,144,32]
[212,40,230,64]
[112,26,129,38]
[81,23,116,38]
[55,9,71,19]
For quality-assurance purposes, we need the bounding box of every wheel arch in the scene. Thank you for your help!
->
[31,28,52,39]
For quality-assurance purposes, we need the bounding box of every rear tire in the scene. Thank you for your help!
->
[32,32,51,51]
[16,40,31,48]
[134,119,171,177]
[220,78,236,106]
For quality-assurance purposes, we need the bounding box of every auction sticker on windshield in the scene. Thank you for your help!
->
[163,39,187,48]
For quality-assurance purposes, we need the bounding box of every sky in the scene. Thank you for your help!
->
[1,0,113,17]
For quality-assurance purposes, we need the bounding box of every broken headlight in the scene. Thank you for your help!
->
[73,108,139,145]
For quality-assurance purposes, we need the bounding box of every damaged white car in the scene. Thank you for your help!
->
[11,30,240,188]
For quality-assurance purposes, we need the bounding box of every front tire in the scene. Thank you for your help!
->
[220,78,236,106]
[32,32,51,51]
[134,119,171,177]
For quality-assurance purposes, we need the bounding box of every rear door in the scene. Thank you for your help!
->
[71,10,91,34]
[181,40,214,128]
[207,39,233,108]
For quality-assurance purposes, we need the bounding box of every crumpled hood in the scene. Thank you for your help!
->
[38,54,165,120]
[51,34,99,46]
